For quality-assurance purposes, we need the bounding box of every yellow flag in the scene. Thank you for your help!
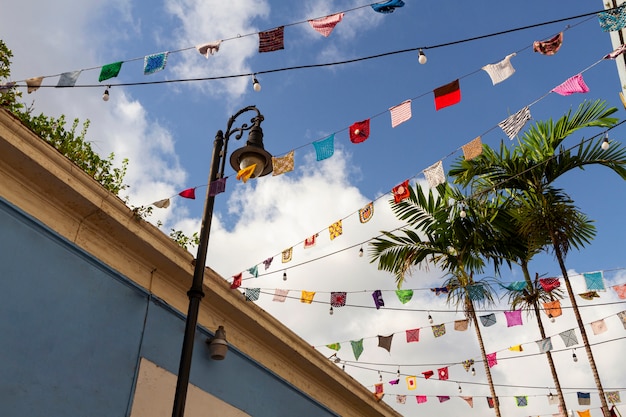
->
[406,376,417,390]
[300,290,315,304]
[577,410,591,417]
[236,163,257,183]
[329,220,343,240]
[509,345,523,352]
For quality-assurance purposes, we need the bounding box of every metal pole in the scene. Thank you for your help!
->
[171,130,224,417]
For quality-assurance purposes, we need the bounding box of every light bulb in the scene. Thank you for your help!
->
[102,89,110,101]
[397,368,401,378]
[283,271,287,281]
[418,49,427,64]
[428,313,433,324]
[239,154,265,178]
[329,306,334,315]
[252,77,261,92]
[471,367,476,376]
[602,135,610,150]
[359,247,364,257]
[549,314,555,323]
[460,209,466,218]
[379,371,382,382]
[342,364,345,371]
[549,392,554,400]
[458,384,462,393]
[572,352,578,362]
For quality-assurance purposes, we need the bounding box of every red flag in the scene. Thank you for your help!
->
[259,26,284,53]
[438,367,449,380]
[434,79,461,111]
[392,180,410,203]
[539,278,560,292]
[422,370,434,379]
[349,119,370,143]
[179,188,196,199]
[230,273,242,289]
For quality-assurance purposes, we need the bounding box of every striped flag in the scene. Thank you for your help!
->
[259,27,284,52]
[389,100,412,128]
[308,13,344,37]
[498,107,531,139]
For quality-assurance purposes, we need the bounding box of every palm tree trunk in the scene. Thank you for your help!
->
[521,263,568,415]
[467,299,502,417]
[552,242,609,417]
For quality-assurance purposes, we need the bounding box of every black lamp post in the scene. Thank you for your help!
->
[171,106,273,417]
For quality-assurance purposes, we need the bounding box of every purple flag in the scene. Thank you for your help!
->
[372,289,385,309]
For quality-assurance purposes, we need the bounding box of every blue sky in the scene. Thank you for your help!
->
[2,1,625,416]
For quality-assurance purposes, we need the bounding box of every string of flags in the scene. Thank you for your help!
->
[145,38,624,264]
[4,1,408,90]
[5,4,625,95]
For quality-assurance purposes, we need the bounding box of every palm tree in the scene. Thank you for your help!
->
[370,182,524,417]
[450,99,626,417]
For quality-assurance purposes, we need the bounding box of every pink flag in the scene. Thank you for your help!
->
[486,352,498,368]
[389,100,412,128]
[308,13,344,37]
[551,74,589,96]
[416,395,428,404]
[504,310,523,327]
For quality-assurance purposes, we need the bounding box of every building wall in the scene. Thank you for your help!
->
[0,109,401,416]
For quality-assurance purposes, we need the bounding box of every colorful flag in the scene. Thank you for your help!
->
[245,288,260,301]
[389,100,412,127]
[462,359,475,372]
[259,26,284,52]
[539,277,560,292]
[392,180,411,203]
[56,70,81,87]
[612,283,626,299]
[486,352,497,368]
[349,119,370,143]
[504,310,523,327]
[281,247,292,263]
[423,160,445,188]
[326,342,341,351]
[577,410,591,417]
[434,79,461,110]
[543,300,562,318]
[389,379,400,385]
[329,219,342,240]
[462,137,482,160]
[230,273,242,289]
[487,397,495,408]
[405,328,419,343]
[533,32,563,55]
[552,74,589,96]
[304,234,318,248]
[300,290,315,304]
[396,395,406,404]
[578,392,591,405]
[598,4,626,31]
[605,44,626,59]
[178,187,196,199]
[454,319,469,331]
[395,289,413,304]
[462,396,474,408]
[372,289,385,309]
[516,396,528,407]
[431,286,449,295]
[438,367,449,380]
[330,291,347,307]
[208,178,227,196]
[619,310,626,329]
[503,281,527,291]
[509,345,523,352]
[584,271,605,291]
[359,202,374,223]
[482,53,516,85]
[273,288,288,302]
[236,164,257,182]
[579,291,600,300]
[432,324,446,338]
[308,13,344,37]
[99,61,123,82]
[416,395,427,404]
[607,391,621,404]
[371,0,405,13]
[351,339,364,360]
[499,106,531,139]
[196,41,221,57]
[422,370,434,379]
[143,52,168,75]
[262,257,273,270]
[247,265,258,278]
[378,334,393,352]
[438,396,450,403]
[406,376,417,390]
[313,134,334,161]
[272,151,294,176]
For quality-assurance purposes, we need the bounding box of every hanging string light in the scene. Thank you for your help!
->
[418,48,427,64]
[602,132,610,150]
[252,75,261,92]
[428,312,434,324]
[102,86,110,101]
[359,246,364,257]
[283,271,287,281]
[572,349,578,362]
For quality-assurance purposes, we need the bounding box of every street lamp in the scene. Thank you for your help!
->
[171,105,273,417]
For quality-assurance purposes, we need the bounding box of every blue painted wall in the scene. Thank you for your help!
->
[0,198,337,417]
